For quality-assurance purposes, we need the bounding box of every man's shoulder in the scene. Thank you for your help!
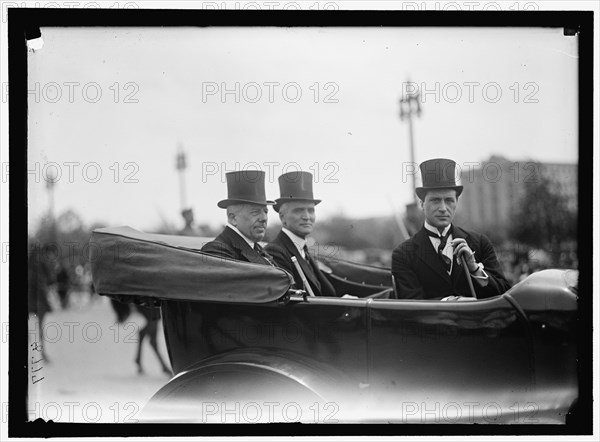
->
[264,232,289,254]
[264,233,295,270]
[453,225,490,242]
[201,237,228,252]
[393,232,420,253]
[201,229,234,252]
[268,230,285,243]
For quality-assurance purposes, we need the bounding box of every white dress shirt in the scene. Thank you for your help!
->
[226,223,255,248]
[423,221,488,286]
[281,228,307,259]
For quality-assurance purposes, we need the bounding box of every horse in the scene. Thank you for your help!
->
[110,299,172,376]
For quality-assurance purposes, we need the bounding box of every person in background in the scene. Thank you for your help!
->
[179,208,198,236]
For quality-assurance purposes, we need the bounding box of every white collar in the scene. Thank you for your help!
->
[282,228,307,256]
[424,221,452,238]
[226,223,255,248]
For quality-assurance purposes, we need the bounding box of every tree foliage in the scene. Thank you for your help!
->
[510,167,577,249]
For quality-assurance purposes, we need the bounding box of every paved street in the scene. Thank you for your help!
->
[27,293,172,423]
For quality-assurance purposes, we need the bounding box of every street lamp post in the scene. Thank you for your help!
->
[399,84,423,234]
[399,87,422,203]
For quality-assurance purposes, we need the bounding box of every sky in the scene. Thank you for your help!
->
[25,22,579,233]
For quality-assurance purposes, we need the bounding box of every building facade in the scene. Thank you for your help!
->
[454,156,577,239]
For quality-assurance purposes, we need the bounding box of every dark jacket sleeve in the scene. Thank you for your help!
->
[201,239,237,261]
[391,242,426,299]
[474,234,512,298]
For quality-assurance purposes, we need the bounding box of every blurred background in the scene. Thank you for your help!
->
[25,25,578,422]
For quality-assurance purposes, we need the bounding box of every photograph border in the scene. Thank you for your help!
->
[8,7,593,438]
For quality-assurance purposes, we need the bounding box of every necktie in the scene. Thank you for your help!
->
[303,245,321,289]
[303,245,313,265]
[254,243,275,266]
[303,245,319,274]
[425,230,452,273]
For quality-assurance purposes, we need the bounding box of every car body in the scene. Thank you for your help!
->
[90,226,579,424]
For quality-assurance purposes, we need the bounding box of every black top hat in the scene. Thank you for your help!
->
[217,170,275,208]
[274,171,321,213]
[415,158,463,200]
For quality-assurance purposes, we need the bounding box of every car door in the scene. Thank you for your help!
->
[366,296,537,423]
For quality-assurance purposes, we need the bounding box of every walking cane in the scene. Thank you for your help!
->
[291,257,316,298]
[461,254,478,299]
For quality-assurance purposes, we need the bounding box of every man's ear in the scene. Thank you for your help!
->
[227,211,237,226]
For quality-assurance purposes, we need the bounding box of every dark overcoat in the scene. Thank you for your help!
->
[201,226,274,266]
[391,225,511,300]
[265,231,337,297]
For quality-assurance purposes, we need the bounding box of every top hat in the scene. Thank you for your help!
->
[274,171,321,212]
[217,170,275,208]
[415,158,463,200]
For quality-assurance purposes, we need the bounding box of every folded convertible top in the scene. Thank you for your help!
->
[90,226,294,304]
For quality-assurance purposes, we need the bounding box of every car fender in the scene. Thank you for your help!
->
[141,348,350,423]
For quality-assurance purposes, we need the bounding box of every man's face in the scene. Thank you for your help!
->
[421,189,457,231]
[280,201,316,239]
[230,204,269,242]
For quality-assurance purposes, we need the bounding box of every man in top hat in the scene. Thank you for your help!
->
[265,172,337,297]
[392,158,511,300]
[201,170,276,265]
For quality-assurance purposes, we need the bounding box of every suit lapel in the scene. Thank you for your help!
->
[222,227,268,265]
[278,232,320,290]
[415,227,452,283]
[240,246,270,265]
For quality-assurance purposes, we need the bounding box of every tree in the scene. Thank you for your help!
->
[510,165,577,252]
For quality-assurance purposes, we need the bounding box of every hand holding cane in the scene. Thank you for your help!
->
[452,239,478,299]
[461,254,477,299]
